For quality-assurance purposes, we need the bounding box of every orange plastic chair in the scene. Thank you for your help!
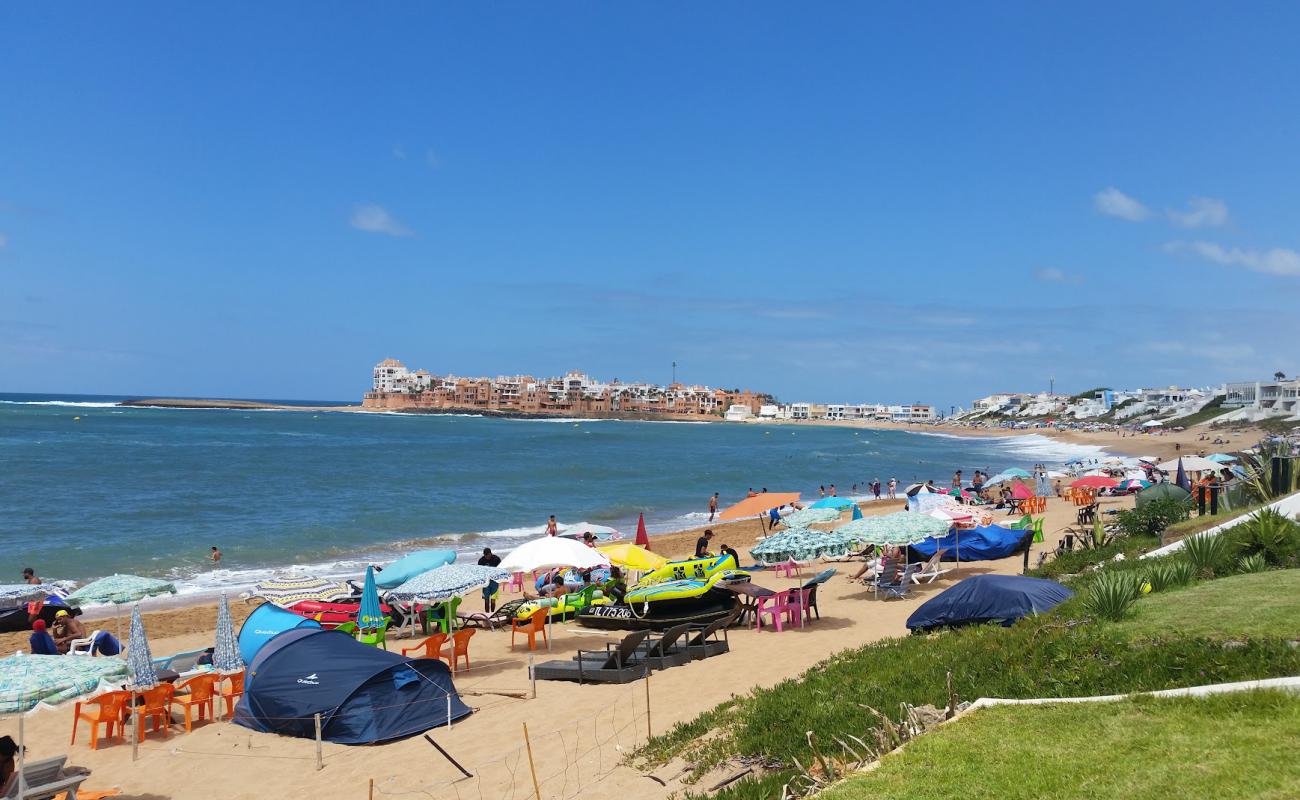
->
[71,690,130,750]
[219,671,245,718]
[128,684,175,741]
[511,607,548,651]
[447,628,476,672]
[173,673,219,732]
[400,633,448,663]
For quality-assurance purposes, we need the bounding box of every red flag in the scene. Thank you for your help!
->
[634,512,650,549]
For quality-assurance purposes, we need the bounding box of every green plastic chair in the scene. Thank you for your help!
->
[426,597,462,635]
[356,616,390,650]
[1032,516,1045,543]
[334,621,358,637]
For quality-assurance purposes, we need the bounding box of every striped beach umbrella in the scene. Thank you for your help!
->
[248,576,354,606]
[212,593,243,674]
[126,605,159,690]
[750,529,854,564]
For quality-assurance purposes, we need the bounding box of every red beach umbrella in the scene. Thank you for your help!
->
[1071,476,1119,489]
[1010,481,1035,500]
[634,512,650,549]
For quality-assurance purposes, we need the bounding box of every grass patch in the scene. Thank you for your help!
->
[1164,502,1267,541]
[819,691,1300,800]
[1117,569,1300,640]
[1025,534,1159,580]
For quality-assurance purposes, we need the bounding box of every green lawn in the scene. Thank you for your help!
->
[820,691,1300,800]
[1163,501,1266,540]
[1117,569,1300,639]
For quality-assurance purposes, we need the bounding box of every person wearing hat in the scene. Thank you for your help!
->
[29,619,59,655]
[51,609,87,654]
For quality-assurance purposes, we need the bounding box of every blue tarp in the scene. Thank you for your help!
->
[233,628,470,744]
[906,575,1074,631]
[238,602,321,666]
[376,550,457,589]
[910,525,1033,562]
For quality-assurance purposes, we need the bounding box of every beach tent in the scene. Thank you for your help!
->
[910,525,1033,562]
[1141,420,1164,427]
[906,575,1074,632]
[234,628,469,744]
[238,601,321,666]
[1135,483,1191,508]
[376,550,457,590]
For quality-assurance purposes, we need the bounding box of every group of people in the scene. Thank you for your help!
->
[693,529,740,564]
[20,567,120,657]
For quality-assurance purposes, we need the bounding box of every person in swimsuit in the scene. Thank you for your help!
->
[708,492,719,522]
[546,515,558,536]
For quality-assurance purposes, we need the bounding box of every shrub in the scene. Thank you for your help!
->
[1028,534,1160,580]
[1085,570,1142,620]
[1182,533,1234,578]
[1226,508,1300,567]
[1117,497,1193,539]
[1166,558,1195,587]
[1238,553,1269,574]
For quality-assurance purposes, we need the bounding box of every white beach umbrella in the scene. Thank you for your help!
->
[1155,456,1222,473]
[497,536,611,573]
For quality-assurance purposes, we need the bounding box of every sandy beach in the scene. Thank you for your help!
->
[1,489,1134,800]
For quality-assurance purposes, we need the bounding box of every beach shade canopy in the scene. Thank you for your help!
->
[1206,453,1238,463]
[718,492,801,521]
[1071,476,1119,489]
[912,525,1034,562]
[213,594,244,674]
[1010,481,1035,500]
[838,512,949,546]
[375,550,457,590]
[750,529,854,564]
[810,496,855,510]
[782,507,842,527]
[0,584,60,610]
[249,576,354,606]
[65,574,176,607]
[126,605,159,690]
[597,543,667,572]
[557,522,622,540]
[1141,419,1164,427]
[634,512,650,548]
[1155,455,1223,473]
[237,601,321,666]
[386,564,512,603]
[1136,455,1160,463]
[497,536,611,573]
[1135,482,1191,508]
[906,575,1074,632]
[233,628,470,744]
[0,654,128,714]
[357,566,385,630]
[986,468,1033,485]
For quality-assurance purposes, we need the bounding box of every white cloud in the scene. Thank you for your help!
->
[1094,187,1150,221]
[349,205,413,237]
[1034,266,1083,285]
[1167,196,1228,229]
[1165,240,1300,277]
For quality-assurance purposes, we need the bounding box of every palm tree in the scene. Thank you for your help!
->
[1274,371,1287,381]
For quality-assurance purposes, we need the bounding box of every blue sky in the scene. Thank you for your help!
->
[2,3,1298,408]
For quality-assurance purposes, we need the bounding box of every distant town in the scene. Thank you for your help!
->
[363,359,1298,428]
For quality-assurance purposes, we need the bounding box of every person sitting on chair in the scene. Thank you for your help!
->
[50,609,87,654]
[29,619,59,655]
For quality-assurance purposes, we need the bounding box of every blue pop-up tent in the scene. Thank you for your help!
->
[376,550,457,589]
[906,574,1073,632]
[910,525,1033,562]
[238,602,321,666]
[234,628,470,744]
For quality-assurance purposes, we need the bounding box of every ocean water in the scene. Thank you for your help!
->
[0,393,1108,597]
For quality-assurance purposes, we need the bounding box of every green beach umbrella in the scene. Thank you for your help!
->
[837,512,949,547]
[782,507,842,527]
[66,574,177,607]
[750,528,854,564]
[0,654,128,714]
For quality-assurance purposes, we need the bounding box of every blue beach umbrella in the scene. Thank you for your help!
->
[213,593,243,674]
[1206,453,1237,463]
[810,496,855,510]
[357,566,385,630]
[127,605,159,690]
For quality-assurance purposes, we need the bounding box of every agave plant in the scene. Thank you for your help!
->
[1084,570,1142,621]
[1237,552,1269,574]
[1182,532,1233,578]
[1166,558,1195,587]
[1230,508,1300,565]
[1144,560,1180,593]
[1237,441,1300,502]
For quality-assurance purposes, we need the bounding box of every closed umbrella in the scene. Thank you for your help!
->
[126,605,159,690]
[248,576,354,606]
[357,566,385,631]
[851,504,863,520]
[1175,458,1192,492]
[386,564,512,603]
[782,507,842,527]
[212,593,243,675]
[634,512,651,548]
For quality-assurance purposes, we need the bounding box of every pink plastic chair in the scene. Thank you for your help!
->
[508,572,525,593]
[772,559,802,578]
[755,593,791,632]
[785,587,813,627]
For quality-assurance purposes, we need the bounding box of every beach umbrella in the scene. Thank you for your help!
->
[1010,481,1034,500]
[750,529,854,564]
[1118,478,1151,491]
[357,566,385,630]
[387,563,511,603]
[947,488,972,500]
[903,483,938,497]
[1206,453,1238,463]
[497,536,611,573]
[634,512,651,548]
[376,550,457,589]
[212,593,243,675]
[718,492,801,521]
[65,574,176,607]
[0,584,60,610]
[1156,455,1224,473]
[597,543,667,572]
[248,576,354,606]
[126,605,159,690]
[810,496,855,510]
[986,468,1033,485]
[1136,482,1191,508]
[557,522,622,540]
[1071,476,1119,489]
[838,512,949,547]
[1141,419,1164,427]
[782,507,842,527]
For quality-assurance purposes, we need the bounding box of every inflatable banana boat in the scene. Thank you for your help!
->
[515,586,609,621]
[575,554,748,631]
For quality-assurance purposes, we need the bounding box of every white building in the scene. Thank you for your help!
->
[758,404,782,419]
[372,358,411,392]
[724,404,754,422]
[1224,378,1299,417]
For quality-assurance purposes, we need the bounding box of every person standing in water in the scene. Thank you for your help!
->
[546,515,558,536]
[210,546,222,564]
[708,492,719,522]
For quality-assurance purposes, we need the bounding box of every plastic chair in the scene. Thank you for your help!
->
[334,621,358,637]
[357,616,390,650]
[67,630,103,656]
[785,587,814,627]
[71,689,130,749]
[173,673,219,733]
[1032,517,1045,543]
[400,633,448,663]
[447,628,476,672]
[772,559,801,579]
[219,671,244,717]
[508,572,525,593]
[754,593,790,632]
[511,607,548,651]
[129,684,175,741]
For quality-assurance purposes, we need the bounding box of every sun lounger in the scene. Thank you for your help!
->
[575,622,696,668]
[910,550,953,584]
[457,599,526,631]
[0,755,90,800]
[532,630,652,684]
[683,615,732,660]
[152,648,207,673]
[879,564,917,600]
